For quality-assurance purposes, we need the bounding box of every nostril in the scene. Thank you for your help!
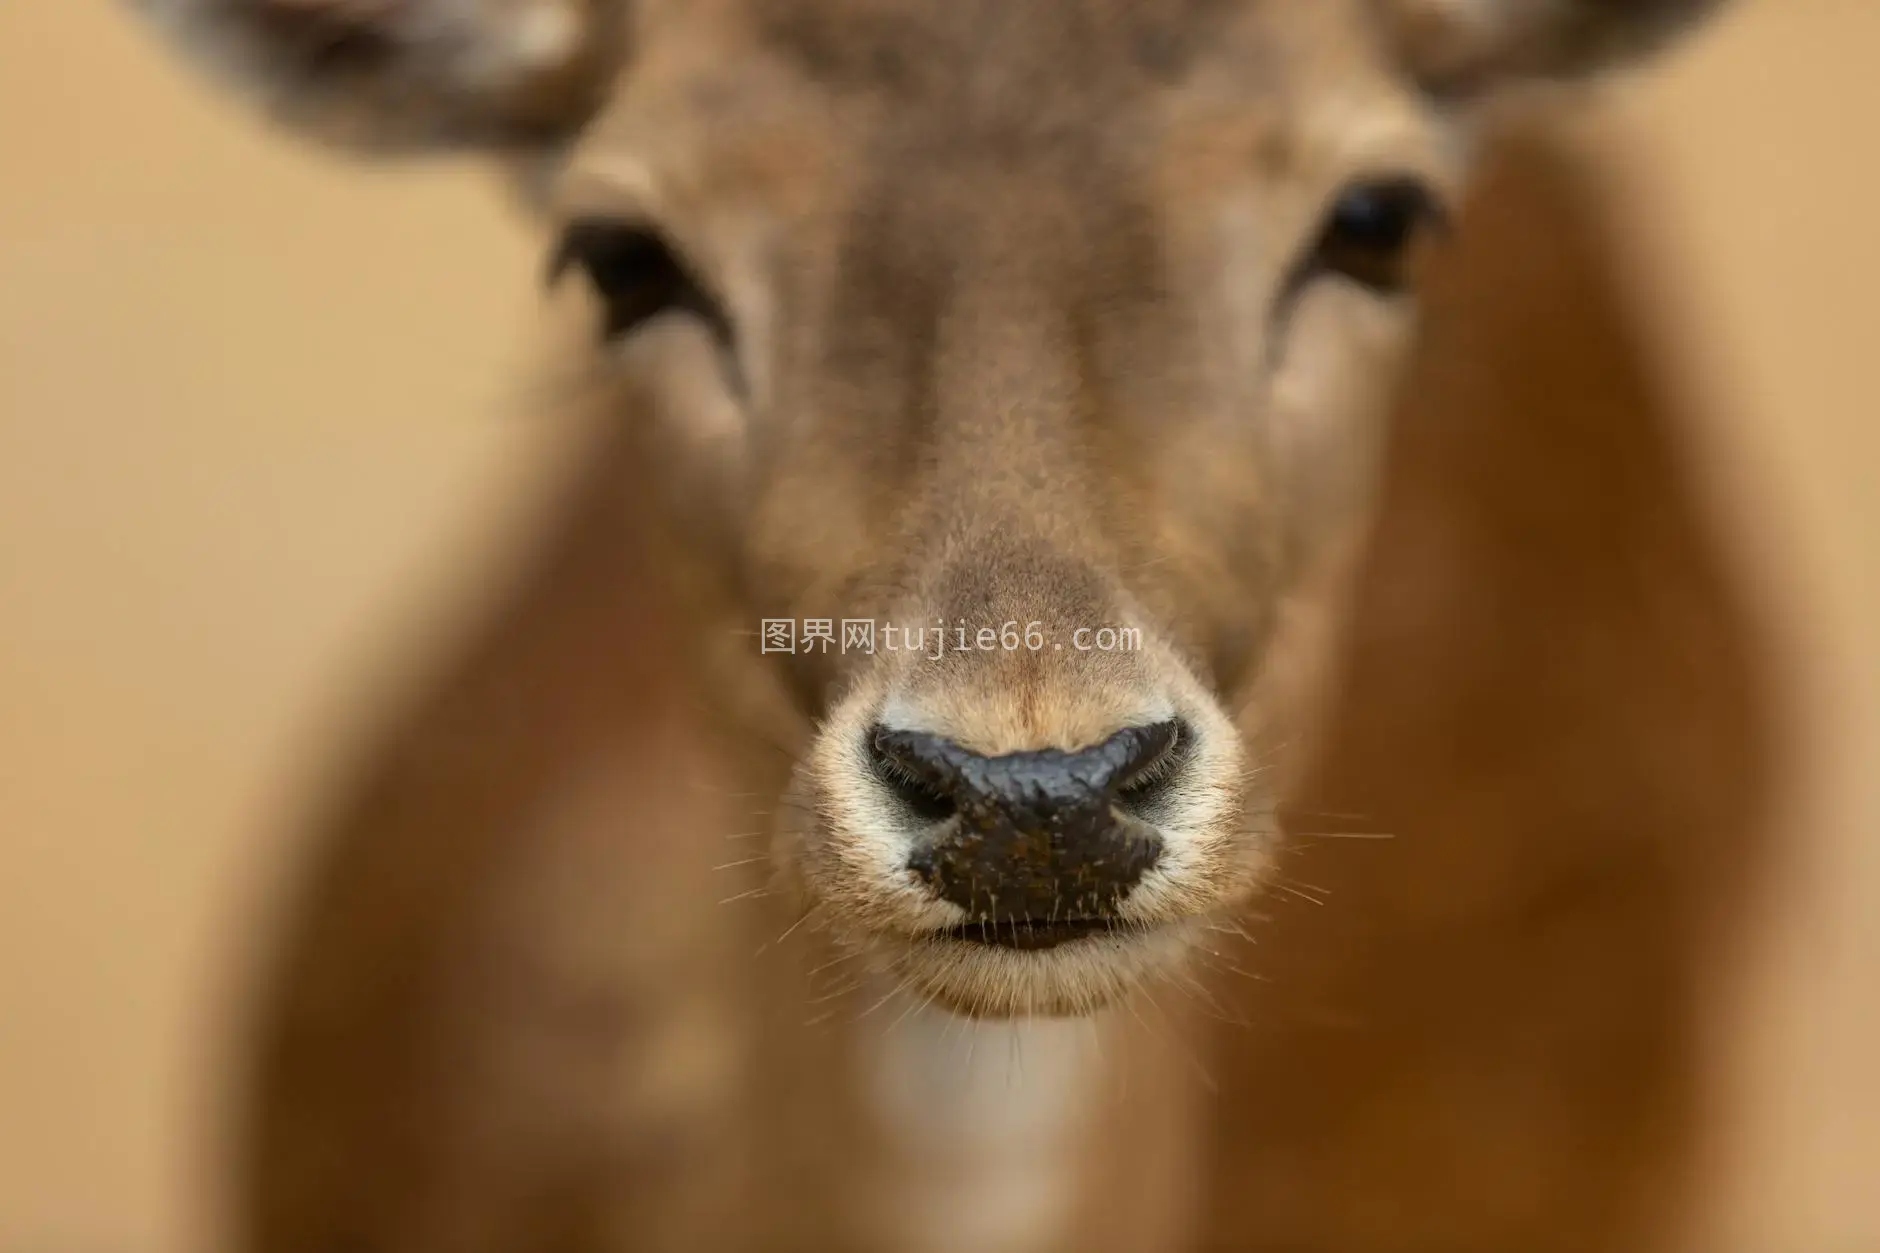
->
[867,727,959,824]
[1113,719,1189,817]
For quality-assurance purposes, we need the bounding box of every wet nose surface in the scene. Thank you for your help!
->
[870,721,1180,934]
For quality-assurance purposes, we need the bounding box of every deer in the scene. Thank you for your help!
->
[123,2,1769,1252]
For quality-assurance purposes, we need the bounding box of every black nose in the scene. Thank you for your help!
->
[869,720,1182,942]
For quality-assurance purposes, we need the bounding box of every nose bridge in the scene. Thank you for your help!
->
[908,243,1123,627]
[910,286,1094,540]
[830,166,1172,748]
[863,517,1174,760]
[929,535,1112,636]
[871,162,1110,528]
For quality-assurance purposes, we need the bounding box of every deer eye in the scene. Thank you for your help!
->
[1307,178,1445,295]
[549,219,731,344]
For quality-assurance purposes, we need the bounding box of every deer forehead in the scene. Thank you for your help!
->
[558,0,1447,227]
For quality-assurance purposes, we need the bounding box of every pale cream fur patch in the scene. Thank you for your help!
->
[858,987,1109,1253]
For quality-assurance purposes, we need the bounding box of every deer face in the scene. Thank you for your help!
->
[134,0,1727,1016]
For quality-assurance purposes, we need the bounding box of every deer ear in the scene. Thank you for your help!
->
[1374,0,1729,93]
[129,0,628,154]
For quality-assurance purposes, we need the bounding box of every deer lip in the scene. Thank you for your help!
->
[937,918,1118,951]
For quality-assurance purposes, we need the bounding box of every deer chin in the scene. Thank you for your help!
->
[870,914,1219,1019]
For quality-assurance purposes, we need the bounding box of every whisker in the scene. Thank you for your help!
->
[856,977,911,1021]
[886,980,944,1034]
[1197,946,1268,983]
[766,904,821,952]
[1082,1015,1106,1069]
[1272,881,1328,906]
[806,976,864,1008]
[1125,982,1218,1096]
[683,698,801,763]
[1161,961,1244,1028]
[681,783,771,799]
[1206,917,1257,943]
[805,950,858,980]
[1297,830,1397,841]
[1281,806,1375,820]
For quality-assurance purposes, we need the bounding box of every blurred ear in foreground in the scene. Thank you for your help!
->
[1374,0,1732,92]
[126,0,629,153]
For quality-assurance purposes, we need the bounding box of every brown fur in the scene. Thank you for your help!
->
[119,1,1763,1250]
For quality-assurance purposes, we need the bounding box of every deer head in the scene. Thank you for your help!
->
[129,0,1729,1017]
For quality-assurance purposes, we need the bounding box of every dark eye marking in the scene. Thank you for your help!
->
[1271,176,1449,340]
[548,218,735,348]
[1263,173,1451,353]
[1309,177,1446,294]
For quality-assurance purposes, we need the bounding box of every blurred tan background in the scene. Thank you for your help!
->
[1,2,1874,1252]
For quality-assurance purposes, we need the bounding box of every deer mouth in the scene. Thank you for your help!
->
[937,917,1129,951]
[894,913,1199,1017]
